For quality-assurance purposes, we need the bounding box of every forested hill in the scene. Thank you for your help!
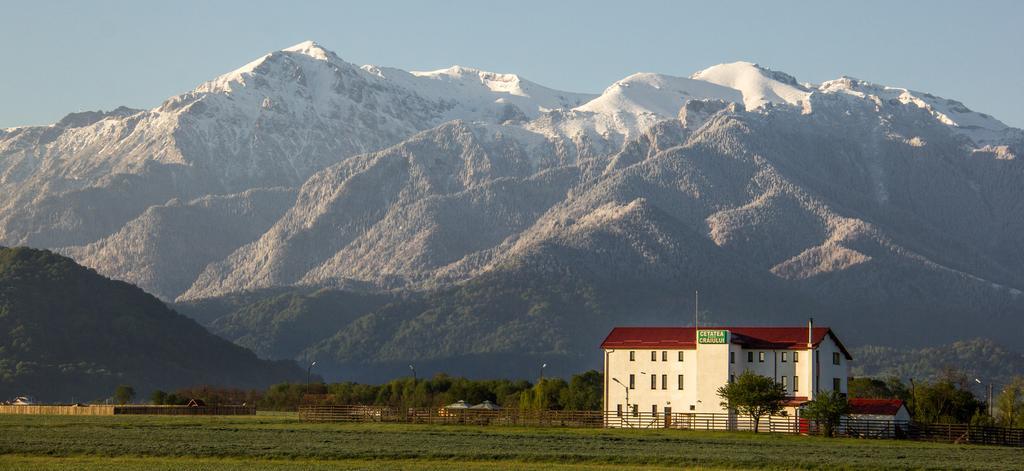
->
[851,338,1024,386]
[0,247,305,402]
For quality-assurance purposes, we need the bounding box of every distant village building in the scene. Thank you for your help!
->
[12,396,35,406]
[601,320,851,427]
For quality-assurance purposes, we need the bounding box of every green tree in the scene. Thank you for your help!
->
[908,372,983,423]
[801,391,850,437]
[995,377,1024,428]
[848,377,904,399]
[560,370,603,411]
[150,390,167,405]
[716,371,786,432]
[163,393,186,405]
[113,384,135,405]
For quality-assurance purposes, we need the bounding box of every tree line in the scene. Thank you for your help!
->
[140,369,1024,428]
[148,370,603,411]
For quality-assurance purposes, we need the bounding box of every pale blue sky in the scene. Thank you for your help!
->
[2,0,1022,128]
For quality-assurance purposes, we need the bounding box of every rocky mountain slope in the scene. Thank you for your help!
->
[0,247,305,402]
[3,41,1023,380]
[177,94,1024,381]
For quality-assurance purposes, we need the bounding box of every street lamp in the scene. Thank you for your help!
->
[975,378,994,417]
[305,360,317,396]
[540,363,548,382]
[612,377,630,410]
[409,364,417,383]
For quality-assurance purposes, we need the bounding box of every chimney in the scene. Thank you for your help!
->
[807,317,814,348]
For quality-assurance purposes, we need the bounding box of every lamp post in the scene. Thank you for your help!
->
[975,378,994,418]
[305,360,317,396]
[409,364,417,383]
[539,363,548,382]
[612,377,630,410]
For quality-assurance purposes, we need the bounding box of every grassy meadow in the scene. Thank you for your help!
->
[0,412,1021,470]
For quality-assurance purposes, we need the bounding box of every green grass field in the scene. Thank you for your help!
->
[0,413,1020,470]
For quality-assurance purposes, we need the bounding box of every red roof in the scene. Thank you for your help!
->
[848,398,905,416]
[599,326,852,359]
[782,397,810,407]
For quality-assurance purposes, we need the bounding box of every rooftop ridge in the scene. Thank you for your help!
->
[600,325,851,360]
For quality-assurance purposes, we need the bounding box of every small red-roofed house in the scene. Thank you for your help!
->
[847,398,910,421]
[841,398,911,438]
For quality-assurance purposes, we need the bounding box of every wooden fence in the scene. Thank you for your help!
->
[0,405,115,416]
[113,405,256,415]
[299,405,848,434]
[297,405,1023,447]
[906,422,1024,447]
[0,404,255,416]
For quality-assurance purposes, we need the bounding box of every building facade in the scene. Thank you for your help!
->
[601,321,851,425]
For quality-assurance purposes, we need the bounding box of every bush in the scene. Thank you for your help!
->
[802,391,850,437]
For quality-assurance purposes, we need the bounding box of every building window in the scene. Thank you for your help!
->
[781,352,788,363]
[833,378,841,392]
[652,404,658,416]
[651,374,657,390]
[729,374,735,383]
[617,404,622,417]
[629,374,635,389]
[781,376,788,391]
[662,351,667,362]
[689,405,695,411]
[747,352,754,363]
[629,351,635,361]
[730,351,735,364]
[678,374,684,390]
[632,404,638,416]
[794,352,799,363]
[833,352,841,365]
[758,352,765,363]
[661,374,667,390]
[678,351,684,362]
[794,376,799,392]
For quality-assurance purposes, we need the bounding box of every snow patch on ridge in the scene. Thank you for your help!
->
[560,73,743,140]
[818,76,1013,145]
[691,61,811,110]
[364,64,595,122]
[577,72,743,117]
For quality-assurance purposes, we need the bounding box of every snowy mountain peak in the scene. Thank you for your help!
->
[691,61,811,110]
[411,65,528,96]
[576,72,742,118]
[281,40,333,61]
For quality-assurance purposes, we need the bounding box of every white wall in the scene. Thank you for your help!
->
[848,407,910,423]
[604,348,699,419]
[815,335,849,396]
[734,348,806,397]
[696,341,731,414]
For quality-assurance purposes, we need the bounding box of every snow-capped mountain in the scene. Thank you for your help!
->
[2,41,1023,376]
[0,41,590,249]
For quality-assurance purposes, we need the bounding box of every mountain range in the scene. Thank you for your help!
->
[2,41,1022,382]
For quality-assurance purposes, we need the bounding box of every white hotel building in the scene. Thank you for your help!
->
[601,321,850,423]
